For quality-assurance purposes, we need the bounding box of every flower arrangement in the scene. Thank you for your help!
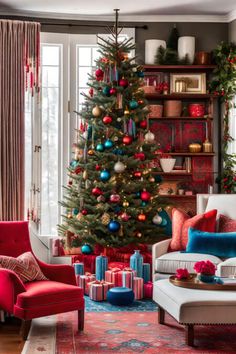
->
[193,260,216,276]
[175,268,189,280]
[159,152,172,159]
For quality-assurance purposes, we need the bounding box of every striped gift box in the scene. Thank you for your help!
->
[121,268,136,288]
[79,273,96,295]
[105,268,122,287]
[88,280,114,301]
[73,262,84,276]
[142,263,151,283]
[133,277,144,300]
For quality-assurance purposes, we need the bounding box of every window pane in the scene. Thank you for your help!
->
[78,67,92,87]
[42,46,60,66]
[42,66,59,87]
[92,48,100,66]
[24,91,32,218]
[78,47,91,66]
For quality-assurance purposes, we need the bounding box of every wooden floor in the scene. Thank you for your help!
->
[0,318,24,354]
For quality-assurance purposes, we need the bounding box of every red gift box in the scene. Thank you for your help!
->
[105,267,123,287]
[88,280,114,301]
[79,273,96,295]
[143,281,153,299]
[133,277,144,300]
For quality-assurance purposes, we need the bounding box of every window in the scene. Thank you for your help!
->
[25,29,135,236]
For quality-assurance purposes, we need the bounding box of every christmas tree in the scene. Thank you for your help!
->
[58,10,168,248]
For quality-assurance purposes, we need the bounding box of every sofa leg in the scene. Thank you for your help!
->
[78,309,84,331]
[185,324,194,346]
[20,320,32,341]
[158,307,165,324]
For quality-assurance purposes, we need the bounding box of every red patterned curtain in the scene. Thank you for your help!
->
[0,20,40,220]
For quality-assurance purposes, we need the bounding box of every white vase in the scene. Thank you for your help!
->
[145,39,166,65]
[160,158,176,173]
[178,36,195,64]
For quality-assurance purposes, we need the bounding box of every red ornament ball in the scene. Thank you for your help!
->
[81,209,88,215]
[95,69,104,77]
[134,152,145,161]
[119,78,129,88]
[137,213,146,222]
[139,120,147,129]
[110,194,121,203]
[110,87,117,95]
[134,171,142,178]
[140,191,151,201]
[95,164,101,171]
[123,135,133,145]
[103,115,112,124]
[92,187,103,196]
[120,212,130,221]
[89,88,94,97]
[74,167,82,174]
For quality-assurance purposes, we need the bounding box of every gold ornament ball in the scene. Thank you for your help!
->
[88,149,95,156]
[123,200,129,207]
[76,213,83,220]
[101,213,110,225]
[124,109,130,115]
[149,177,155,182]
[92,105,102,117]
[67,213,73,219]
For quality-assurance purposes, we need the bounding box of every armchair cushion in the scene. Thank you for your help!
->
[219,214,236,232]
[0,252,47,283]
[169,208,217,251]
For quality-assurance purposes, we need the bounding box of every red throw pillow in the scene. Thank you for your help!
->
[169,208,217,251]
[219,214,236,232]
[0,251,47,283]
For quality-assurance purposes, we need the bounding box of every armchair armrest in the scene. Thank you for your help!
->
[152,239,171,278]
[0,269,26,313]
[37,259,76,285]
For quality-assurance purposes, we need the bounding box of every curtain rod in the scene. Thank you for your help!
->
[41,22,148,30]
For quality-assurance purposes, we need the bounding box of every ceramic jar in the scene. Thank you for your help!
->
[130,250,143,278]
[145,39,166,64]
[188,103,205,117]
[178,36,195,64]
[195,51,210,65]
[197,274,215,283]
[164,100,182,117]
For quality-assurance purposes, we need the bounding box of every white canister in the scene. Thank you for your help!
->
[178,36,195,64]
[145,39,166,65]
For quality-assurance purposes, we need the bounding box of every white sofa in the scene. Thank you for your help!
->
[152,194,236,282]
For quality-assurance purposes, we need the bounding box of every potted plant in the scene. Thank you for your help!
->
[159,153,176,173]
[193,260,216,283]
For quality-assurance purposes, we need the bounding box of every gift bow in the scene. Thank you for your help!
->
[85,272,93,276]
[123,267,133,272]
[108,267,122,272]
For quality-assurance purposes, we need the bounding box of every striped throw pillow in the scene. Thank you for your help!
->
[0,252,47,282]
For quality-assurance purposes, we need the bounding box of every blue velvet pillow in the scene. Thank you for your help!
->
[186,228,236,258]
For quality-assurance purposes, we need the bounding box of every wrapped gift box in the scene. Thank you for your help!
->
[105,267,122,287]
[88,280,114,301]
[133,277,144,300]
[144,281,153,299]
[79,273,96,295]
[121,268,136,288]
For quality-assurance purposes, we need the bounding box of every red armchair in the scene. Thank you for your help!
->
[0,221,84,340]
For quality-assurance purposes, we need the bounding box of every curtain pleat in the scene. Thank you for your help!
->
[0,20,40,220]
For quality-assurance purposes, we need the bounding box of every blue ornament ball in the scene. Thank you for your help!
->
[137,71,144,78]
[114,206,121,214]
[96,143,105,152]
[73,208,79,215]
[135,191,141,198]
[81,244,93,255]
[102,86,111,96]
[104,139,114,149]
[129,99,139,110]
[154,175,163,183]
[100,169,111,181]
[141,201,148,207]
[70,160,79,168]
[108,220,120,232]
[113,148,124,155]
[160,217,168,227]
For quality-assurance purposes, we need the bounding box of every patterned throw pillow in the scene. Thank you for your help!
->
[169,208,217,251]
[219,214,236,232]
[0,252,47,282]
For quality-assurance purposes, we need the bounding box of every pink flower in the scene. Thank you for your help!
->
[176,268,189,279]
[193,260,216,275]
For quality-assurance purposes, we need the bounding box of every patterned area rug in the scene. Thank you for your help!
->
[23,311,236,353]
[85,297,157,312]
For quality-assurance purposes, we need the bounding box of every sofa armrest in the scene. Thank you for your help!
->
[0,269,26,313]
[37,259,76,285]
[152,239,171,277]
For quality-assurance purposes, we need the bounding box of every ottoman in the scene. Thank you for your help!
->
[153,279,236,346]
[107,287,134,306]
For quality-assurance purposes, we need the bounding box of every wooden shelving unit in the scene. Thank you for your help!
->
[144,64,218,214]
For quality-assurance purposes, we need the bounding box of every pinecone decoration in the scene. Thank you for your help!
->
[101,213,110,225]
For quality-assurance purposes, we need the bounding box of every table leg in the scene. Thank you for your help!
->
[185,324,194,346]
[158,306,165,324]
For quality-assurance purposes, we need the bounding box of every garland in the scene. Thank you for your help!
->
[210,42,236,193]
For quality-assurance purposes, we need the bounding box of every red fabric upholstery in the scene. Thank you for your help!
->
[0,221,84,322]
